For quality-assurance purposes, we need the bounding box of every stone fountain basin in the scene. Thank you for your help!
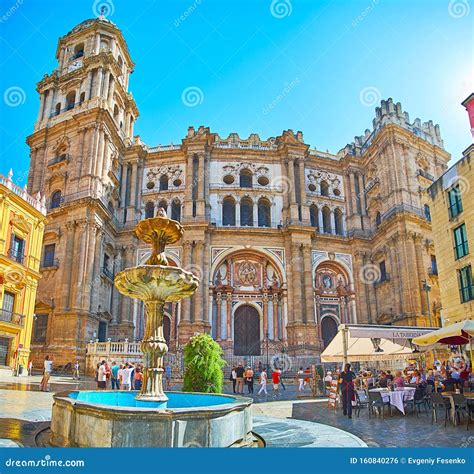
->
[50,391,253,448]
[114,265,199,301]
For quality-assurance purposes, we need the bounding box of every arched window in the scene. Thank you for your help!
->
[73,43,84,59]
[375,211,382,227]
[50,190,62,209]
[257,198,271,227]
[240,197,253,226]
[171,199,181,222]
[334,208,344,235]
[54,103,61,116]
[310,204,318,228]
[145,202,154,219]
[322,206,331,233]
[65,91,76,110]
[158,199,168,215]
[320,180,329,197]
[222,197,236,226]
[159,175,169,191]
[239,169,253,188]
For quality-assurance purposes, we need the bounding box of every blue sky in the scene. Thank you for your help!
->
[0,0,472,185]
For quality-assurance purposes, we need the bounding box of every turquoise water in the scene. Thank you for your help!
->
[68,391,238,409]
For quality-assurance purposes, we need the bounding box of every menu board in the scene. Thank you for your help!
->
[327,375,339,409]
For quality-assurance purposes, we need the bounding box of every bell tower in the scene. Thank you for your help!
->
[26,17,140,367]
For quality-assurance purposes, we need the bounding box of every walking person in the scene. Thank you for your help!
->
[235,363,245,394]
[230,366,237,393]
[245,366,254,394]
[97,360,107,390]
[279,368,286,390]
[258,368,268,396]
[27,359,33,376]
[118,364,124,388]
[111,361,120,390]
[272,368,281,397]
[297,367,305,393]
[40,356,53,392]
[73,360,80,380]
[340,363,356,419]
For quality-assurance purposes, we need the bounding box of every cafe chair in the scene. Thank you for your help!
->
[430,392,450,427]
[452,394,468,427]
[368,390,391,419]
[354,390,369,418]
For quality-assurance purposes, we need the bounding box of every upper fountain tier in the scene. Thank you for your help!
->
[114,215,199,303]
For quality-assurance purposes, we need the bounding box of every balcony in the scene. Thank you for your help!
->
[0,309,25,327]
[416,169,435,181]
[48,154,70,167]
[8,247,25,265]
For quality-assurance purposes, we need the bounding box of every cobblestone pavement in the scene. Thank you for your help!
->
[291,399,473,448]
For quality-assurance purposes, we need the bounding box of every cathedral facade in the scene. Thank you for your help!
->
[26,18,450,367]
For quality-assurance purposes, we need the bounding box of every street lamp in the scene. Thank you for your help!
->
[422,280,432,327]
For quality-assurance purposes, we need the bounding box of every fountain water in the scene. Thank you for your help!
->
[49,213,254,447]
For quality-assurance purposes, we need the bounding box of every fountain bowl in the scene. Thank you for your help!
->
[50,390,253,448]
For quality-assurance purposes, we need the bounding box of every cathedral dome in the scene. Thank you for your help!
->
[68,17,119,36]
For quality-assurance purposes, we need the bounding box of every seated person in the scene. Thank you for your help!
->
[442,371,460,392]
[393,371,405,388]
[378,371,389,388]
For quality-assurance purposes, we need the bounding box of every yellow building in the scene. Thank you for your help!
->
[428,98,474,326]
[0,170,46,373]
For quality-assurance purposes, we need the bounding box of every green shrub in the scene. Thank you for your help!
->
[182,334,226,393]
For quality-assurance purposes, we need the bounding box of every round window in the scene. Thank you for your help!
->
[223,175,235,185]
[333,188,341,196]
[173,179,182,187]
[257,176,269,186]
[146,181,155,190]
[308,183,316,192]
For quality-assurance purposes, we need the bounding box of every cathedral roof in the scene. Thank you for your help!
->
[68,17,119,36]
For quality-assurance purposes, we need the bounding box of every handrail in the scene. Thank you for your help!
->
[0,309,25,326]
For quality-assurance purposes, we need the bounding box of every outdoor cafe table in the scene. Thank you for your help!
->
[369,387,416,415]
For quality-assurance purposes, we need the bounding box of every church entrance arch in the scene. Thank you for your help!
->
[234,305,260,355]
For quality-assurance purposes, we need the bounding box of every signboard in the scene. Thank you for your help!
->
[327,375,339,409]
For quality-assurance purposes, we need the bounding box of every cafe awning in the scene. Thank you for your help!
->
[320,324,436,363]
[412,320,474,346]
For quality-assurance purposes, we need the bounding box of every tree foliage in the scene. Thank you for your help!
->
[182,334,226,393]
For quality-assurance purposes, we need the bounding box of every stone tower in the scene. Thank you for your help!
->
[26,17,140,366]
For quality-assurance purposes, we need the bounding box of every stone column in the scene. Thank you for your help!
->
[253,202,258,227]
[94,129,105,179]
[180,241,192,323]
[102,71,110,102]
[388,239,402,317]
[263,293,269,338]
[330,209,336,234]
[358,174,367,215]
[272,294,279,340]
[349,172,358,216]
[183,155,194,219]
[291,243,303,323]
[414,233,427,316]
[62,222,76,310]
[287,158,296,204]
[226,293,232,341]
[73,221,89,309]
[215,293,222,340]
[406,233,421,315]
[37,93,45,122]
[192,242,204,322]
[95,68,104,97]
[299,159,308,222]
[318,206,324,232]
[302,244,314,324]
[235,200,241,227]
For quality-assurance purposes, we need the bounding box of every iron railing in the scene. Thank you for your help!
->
[0,309,25,326]
[8,246,24,264]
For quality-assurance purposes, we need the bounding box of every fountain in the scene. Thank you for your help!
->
[49,212,254,447]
